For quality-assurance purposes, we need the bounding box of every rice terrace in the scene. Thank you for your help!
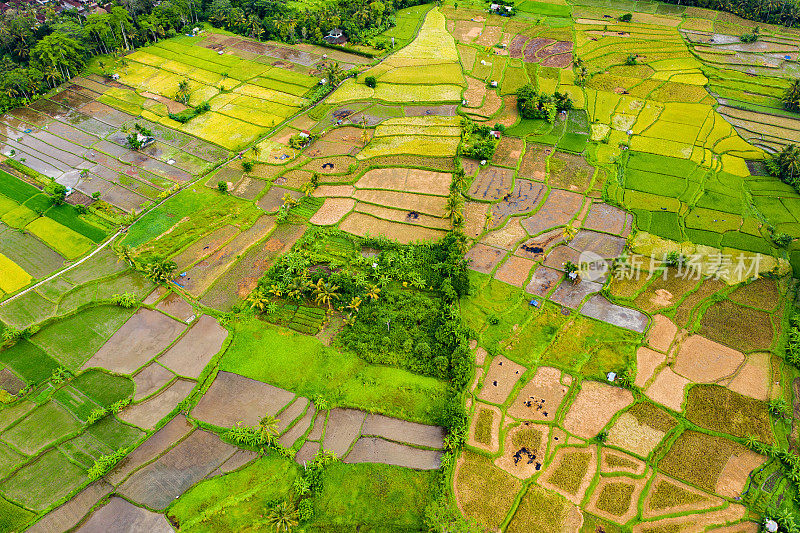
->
[4,0,800,531]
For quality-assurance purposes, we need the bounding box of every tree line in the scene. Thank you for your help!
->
[661,0,800,27]
[0,0,427,113]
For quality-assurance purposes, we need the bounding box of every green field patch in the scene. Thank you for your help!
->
[57,431,113,469]
[625,168,686,197]
[167,453,298,532]
[0,340,60,385]
[721,232,772,254]
[52,385,102,422]
[685,384,772,442]
[754,196,796,225]
[501,66,530,96]
[0,171,39,203]
[357,135,460,159]
[648,211,683,241]
[311,462,435,530]
[250,77,309,97]
[30,305,135,370]
[72,369,134,407]
[0,194,18,216]
[0,496,34,532]
[43,203,107,243]
[694,189,743,214]
[0,448,86,511]
[684,227,723,247]
[1,401,81,455]
[260,66,317,87]
[220,319,448,424]
[2,204,38,229]
[25,217,93,260]
[503,302,568,365]
[622,189,681,212]
[87,415,144,449]
[684,207,741,233]
[626,151,697,177]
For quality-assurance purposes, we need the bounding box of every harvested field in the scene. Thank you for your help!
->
[727,352,771,401]
[525,266,562,297]
[468,403,502,452]
[477,355,526,405]
[158,315,227,378]
[463,201,487,238]
[171,225,239,272]
[606,411,667,458]
[646,367,692,412]
[569,230,626,259]
[521,189,584,235]
[323,408,367,457]
[118,378,195,430]
[465,243,506,274]
[540,445,598,504]
[481,218,528,250]
[191,371,294,427]
[353,189,446,217]
[673,335,745,383]
[562,380,634,439]
[344,437,442,469]
[642,474,723,519]
[515,228,564,261]
[494,421,547,478]
[118,429,236,509]
[354,167,452,196]
[635,347,667,388]
[467,165,515,201]
[339,212,445,243]
[75,496,173,533]
[82,309,186,374]
[519,143,553,181]
[646,314,677,353]
[360,413,444,448]
[630,504,748,533]
[355,202,450,230]
[493,137,524,168]
[507,366,569,422]
[490,179,546,224]
[494,255,535,287]
[309,198,355,225]
[106,415,194,485]
[454,450,522,530]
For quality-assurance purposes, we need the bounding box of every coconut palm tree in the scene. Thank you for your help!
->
[365,284,381,301]
[264,501,299,532]
[247,289,270,312]
[771,143,800,186]
[314,279,340,309]
[258,414,279,442]
[346,296,362,313]
[784,79,800,112]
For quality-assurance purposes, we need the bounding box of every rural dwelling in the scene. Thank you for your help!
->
[324,28,347,45]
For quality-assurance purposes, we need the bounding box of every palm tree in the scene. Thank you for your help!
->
[113,243,134,266]
[142,257,176,284]
[176,78,190,104]
[267,283,284,298]
[783,79,800,112]
[314,279,340,309]
[264,501,299,532]
[247,289,270,312]
[324,61,345,85]
[346,296,362,313]
[771,143,800,185]
[258,414,279,442]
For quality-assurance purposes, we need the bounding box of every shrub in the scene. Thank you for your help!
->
[111,293,138,308]
[364,75,377,88]
[517,85,573,122]
[168,102,211,124]
[242,161,254,172]
[217,181,228,194]
[625,54,638,65]
[619,12,632,22]
[88,448,129,480]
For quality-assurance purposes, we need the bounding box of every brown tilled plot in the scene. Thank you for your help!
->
[716,449,767,498]
[75,496,173,533]
[515,228,564,261]
[549,279,603,309]
[495,421,548,478]
[191,371,295,427]
[630,503,747,533]
[158,315,228,378]
[563,381,634,439]
[522,38,556,62]
[360,414,444,448]
[477,355,526,405]
[646,314,677,353]
[467,165,515,201]
[519,143,553,181]
[490,180,546,226]
[645,367,691,412]
[312,185,355,198]
[525,266,562,297]
[673,335,745,383]
[82,309,186,374]
[569,230,626,259]
[356,203,450,230]
[132,363,175,401]
[492,137,524,168]
[464,76,487,108]
[465,243,506,274]
[521,189,584,235]
[580,294,649,333]
[727,352,772,401]
[323,408,366,457]
[278,403,316,448]
[309,198,355,226]
[495,256,536,288]
[509,34,529,59]
[106,415,194,486]
[172,225,239,272]
[353,189,446,217]
[344,437,442,469]
[119,379,195,430]
[155,293,194,322]
[583,203,629,235]
[118,430,236,509]
[276,397,309,433]
[463,201,488,238]
[27,481,112,533]
[507,367,569,422]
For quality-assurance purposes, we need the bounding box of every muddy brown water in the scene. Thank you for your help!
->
[191,371,295,427]
[27,481,112,533]
[323,408,366,458]
[345,437,442,470]
[132,363,175,402]
[360,414,445,449]
[119,379,195,430]
[76,496,174,532]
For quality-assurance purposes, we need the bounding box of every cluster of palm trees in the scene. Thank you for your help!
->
[663,0,800,27]
[113,244,177,284]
